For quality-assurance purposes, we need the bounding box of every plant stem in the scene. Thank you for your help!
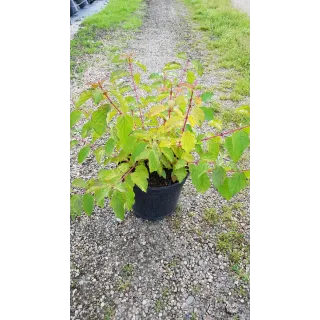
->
[128,57,144,127]
[168,83,173,119]
[120,164,136,182]
[201,125,250,141]
[181,90,194,134]
[98,82,123,114]
[179,60,189,84]
[105,92,123,114]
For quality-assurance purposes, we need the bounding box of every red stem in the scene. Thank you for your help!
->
[181,90,194,134]
[168,84,173,119]
[120,164,136,182]
[179,60,189,84]
[98,82,123,114]
[201,125,250,141]
[128,58,144,126]
[105,92,123,115]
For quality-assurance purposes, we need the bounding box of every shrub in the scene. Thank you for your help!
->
[70,53,250,220]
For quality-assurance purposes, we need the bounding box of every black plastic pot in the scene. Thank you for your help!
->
[70,0,79,16]
[75,0,89,9]
[133,174,189,221]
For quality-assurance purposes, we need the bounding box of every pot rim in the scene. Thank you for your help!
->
[135,172,189,192]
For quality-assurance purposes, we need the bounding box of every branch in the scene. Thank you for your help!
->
[128,58,144,127]
[120,164,136,182]
[181,90,194,134]
[179,59,189,84]
[201,125,250,141]
[98,82,123,115]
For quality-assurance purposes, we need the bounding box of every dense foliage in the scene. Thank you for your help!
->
[70,53,250,220]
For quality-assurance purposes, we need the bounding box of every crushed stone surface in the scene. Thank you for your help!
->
[70,0,250,319]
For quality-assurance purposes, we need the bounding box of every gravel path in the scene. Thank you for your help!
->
[70,1,250,319]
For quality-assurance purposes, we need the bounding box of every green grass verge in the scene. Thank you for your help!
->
[70,0,143,78]
[183,0,250,99]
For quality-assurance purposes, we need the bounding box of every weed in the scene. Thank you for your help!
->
[104,306,115,320]
[203,208,220,225]
[188,211,196,217]
[70,0,144,77]
[190,312,198,320]
[154,287,170,312]
[191,284,201,295]
[121,263,134,277]
[183,0,250,99]
[117,279,130,291]
[232,202,243,210]
[222,109,250,127]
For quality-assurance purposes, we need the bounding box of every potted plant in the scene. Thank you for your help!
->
[70,53,250,221]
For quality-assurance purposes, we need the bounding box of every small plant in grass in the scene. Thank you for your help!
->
[70,53,250,220]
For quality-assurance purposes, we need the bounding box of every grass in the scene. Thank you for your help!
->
[70,0,143,78]
[104,306,115,320]
[203,207,220,225]
[154,287,170,313]
[121,263,134,277]
[183,0,250,99]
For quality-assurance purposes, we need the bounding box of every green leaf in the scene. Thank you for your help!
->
[225,131,250,163]
[212,166,231,200]
[105,138,116,156]
[134,148,151,162]
[132,142,147,163]
[70,140,79,148]
[70,110,82,128]
[148,149,160,173]
[95,188,110,208]
[186,70,196,84]
[181,131,197,153]
[209,119,223,131]
[163,61,182,71]
[201,107,214,121]
[81,121,92,138]
[72,178,86,188]
[174,159,187,170]
[201,92,213,102]
[110,191,125,221]
[75,90,92,108]
[243,170,250,179]
[83,194,94,216]
[94,146,105,164]
[150,80,163,89]
[189,163,210,193]
[172,167,188,182]
[110,70,130,83]
[161,147,174,163]
[176,52,188,60]
[228,172,248,197]
[91,105,110,135]
[207,140,220,161]
[134,61,147,72]
[149,73,162,80]
[70,194,83,218]
[122,136,137,154]
[78,146,90,164]
[191,60,204,76]
[92,89,103,105]
[133,73,141,84]
[116,114,133,142]
[124,186,135,210]
[130,166,149,192]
